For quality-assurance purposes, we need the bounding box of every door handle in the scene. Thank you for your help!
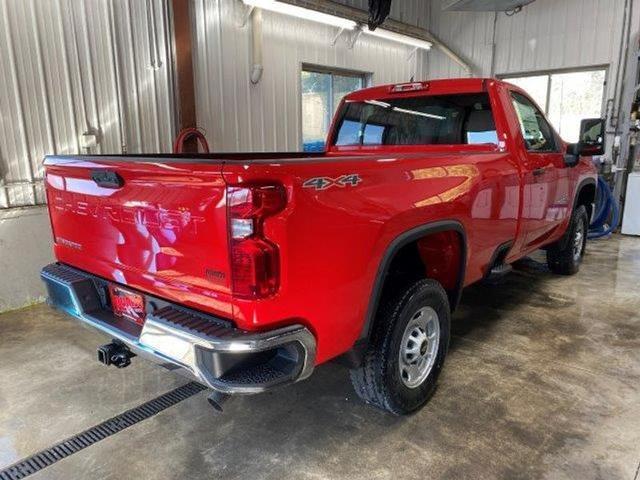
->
[532,167,546,177]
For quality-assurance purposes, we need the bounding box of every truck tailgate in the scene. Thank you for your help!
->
[44,156,233,318]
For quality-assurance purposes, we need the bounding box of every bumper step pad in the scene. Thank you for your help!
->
[40,263,316,393]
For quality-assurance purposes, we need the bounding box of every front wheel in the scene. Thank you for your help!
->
[349,279,450,415]
[547,205,589,275]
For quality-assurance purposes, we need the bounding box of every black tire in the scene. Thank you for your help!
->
[349,279,450,415]
[546,205,589,275]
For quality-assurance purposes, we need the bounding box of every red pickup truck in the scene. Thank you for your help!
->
[41,78,601,414]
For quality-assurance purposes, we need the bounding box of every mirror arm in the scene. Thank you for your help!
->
[567,143,581,156]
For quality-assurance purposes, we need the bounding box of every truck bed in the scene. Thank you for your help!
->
[44,142,513,362]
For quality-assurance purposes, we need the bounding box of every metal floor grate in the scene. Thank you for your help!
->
[0,382,206,480]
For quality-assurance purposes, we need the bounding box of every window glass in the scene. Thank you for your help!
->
[547,70,605,142]
[504,75,548,111]
[301,69,364,152]
[503,69,605,142]
[332,75,363,116]
[301,71,331,152]
[333,93,497,146]
[510,92,557,152]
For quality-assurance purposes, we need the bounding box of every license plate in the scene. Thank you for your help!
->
[108,285,146,325]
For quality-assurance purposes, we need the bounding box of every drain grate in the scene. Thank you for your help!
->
[0,382,206,480]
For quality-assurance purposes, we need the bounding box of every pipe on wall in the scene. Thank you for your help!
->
[250,8,264,84]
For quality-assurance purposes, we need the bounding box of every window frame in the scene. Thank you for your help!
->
[300,64,369,151]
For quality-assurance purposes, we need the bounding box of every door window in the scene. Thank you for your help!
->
[510,92,558,153]
[504,69,605,142]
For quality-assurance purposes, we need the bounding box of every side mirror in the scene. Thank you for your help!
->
[568,118,606,157]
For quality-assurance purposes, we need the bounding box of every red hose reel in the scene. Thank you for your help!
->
[173,127,210,154]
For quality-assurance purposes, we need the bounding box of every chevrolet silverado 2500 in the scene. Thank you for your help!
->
[41,78,601,414]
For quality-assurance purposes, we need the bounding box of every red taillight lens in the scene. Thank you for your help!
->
[227,184,286,299]
[230,237,280,298]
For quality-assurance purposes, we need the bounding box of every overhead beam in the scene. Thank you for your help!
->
[279,0,473,75]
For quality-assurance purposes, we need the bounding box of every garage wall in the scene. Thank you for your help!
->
[424,0,629,109]
[0,0,176,210]
[192,0,430,152]
[1,0,634,312]
[0,207,53,311]
[0,0,176,312]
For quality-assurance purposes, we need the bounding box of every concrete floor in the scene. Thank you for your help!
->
[1,235,639,480]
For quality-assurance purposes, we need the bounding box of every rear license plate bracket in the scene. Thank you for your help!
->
[108,284,146,326]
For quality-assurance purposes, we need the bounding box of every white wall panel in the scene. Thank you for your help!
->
[425,0,627,83]
[491,0,625,76]
[193,0,429,152]
[424,1,494,79]
[0,0,175,209]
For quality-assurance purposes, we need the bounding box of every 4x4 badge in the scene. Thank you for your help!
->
[303,174,362,191]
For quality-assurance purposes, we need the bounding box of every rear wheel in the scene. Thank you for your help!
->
[349,279,450,415]
[547,205,589,275]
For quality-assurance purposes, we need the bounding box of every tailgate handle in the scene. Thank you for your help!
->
[91,170,124,189]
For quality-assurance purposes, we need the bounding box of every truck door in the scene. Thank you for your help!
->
[509,91,565,248]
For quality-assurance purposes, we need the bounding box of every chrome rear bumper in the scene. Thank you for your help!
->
[41,263,316,394]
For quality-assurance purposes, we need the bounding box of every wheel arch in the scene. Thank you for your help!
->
[574,177,597,221]
[359,220,467,344]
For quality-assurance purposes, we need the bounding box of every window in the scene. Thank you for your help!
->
[332,93,498,147]
[504,69,605,142]
[510,92,558,152]
[301,68,365,152]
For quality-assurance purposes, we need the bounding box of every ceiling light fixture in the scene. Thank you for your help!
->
[242,1,432,50]
[242,0,357,30]
[363,28,432,50]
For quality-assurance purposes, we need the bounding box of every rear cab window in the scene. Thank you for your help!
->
[331,93,498,147]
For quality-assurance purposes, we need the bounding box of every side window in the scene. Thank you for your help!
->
[510,92,558,152]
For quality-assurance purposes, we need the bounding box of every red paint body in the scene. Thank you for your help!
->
[43,79,596,364]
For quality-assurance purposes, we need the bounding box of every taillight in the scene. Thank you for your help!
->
[227,184,286,299]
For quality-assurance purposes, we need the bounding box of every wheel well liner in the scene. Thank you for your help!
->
[359,220,467,342]
[574,177,597,220]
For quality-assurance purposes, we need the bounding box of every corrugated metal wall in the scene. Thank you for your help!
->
[0,0,175,209]
[192,0,430,152]
[1,0,630,207]
[492,0,625,76]
[424,1,494,79]
[426,0,627,91]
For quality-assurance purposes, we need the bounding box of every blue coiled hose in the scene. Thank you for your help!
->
[588,176,620,239]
